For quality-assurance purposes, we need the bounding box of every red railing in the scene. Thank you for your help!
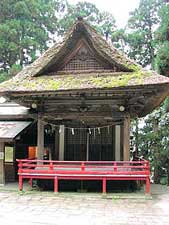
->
[17,159,150,194]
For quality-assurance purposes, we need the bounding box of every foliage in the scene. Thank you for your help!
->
[57,1,116,38]
[126,0,163,67]
[135,103,169,184]
[0,0,118,82]
[155,3,169,76]
[0,0,66,76]
[111,28,126,50]
[129,1,169,185]
[0,64,22,82]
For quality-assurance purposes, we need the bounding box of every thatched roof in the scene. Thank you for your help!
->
[0,18,169,92]
[0,18,168,118]
[0,71,168,92]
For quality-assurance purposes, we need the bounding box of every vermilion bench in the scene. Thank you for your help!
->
[17,160,150,194]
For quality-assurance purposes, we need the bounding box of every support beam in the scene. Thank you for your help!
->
[55,128,59,160]
[59,125,64,160]
[37,116,44,160]
[0,142,5,186]
[86,132,89,161]
[115,125,121,161]
[123,116,130,161]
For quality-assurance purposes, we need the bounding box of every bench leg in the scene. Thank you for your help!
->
[102,178,106,194]
[145,177,150,194]
[29,178,33,187]
[54,176,58,193]
[19,175,23,191]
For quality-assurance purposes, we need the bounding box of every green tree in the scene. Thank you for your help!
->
[0,0,66,78]
[126,0,162,67]
[111,28,126,50]
[155,3,169,76]
[57,1,116,38]
[0,0,118,82]
[136,106,169,185]
[126,1,169,185]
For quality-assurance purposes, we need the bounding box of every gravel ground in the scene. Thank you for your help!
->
[0,184,169,225]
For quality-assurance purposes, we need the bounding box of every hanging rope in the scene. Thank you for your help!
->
[40,119,118,131]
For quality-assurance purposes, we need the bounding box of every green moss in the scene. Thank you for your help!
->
[125,63,141,72]
[0,70,153,91]
[90,71,147,88]
[46,79,60,90]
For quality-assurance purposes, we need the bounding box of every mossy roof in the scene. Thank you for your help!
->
[0,71,169,92]
[0,19,169,93]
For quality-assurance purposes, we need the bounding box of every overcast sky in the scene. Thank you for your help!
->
[68,0,140,28]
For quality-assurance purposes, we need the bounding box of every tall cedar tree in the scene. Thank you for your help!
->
[0,0,66,80]
[155,3,169,76]
[126,0,162,67]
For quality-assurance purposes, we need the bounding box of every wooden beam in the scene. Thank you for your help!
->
[59,125,64,160]
[7,86,157,98]
[43,99,125,106]
[37,115,44,160]
[42,112,114,121]
[0,142,5,186]
[115,125,121,161]
[123,115,130,161]
[55,128,59,160]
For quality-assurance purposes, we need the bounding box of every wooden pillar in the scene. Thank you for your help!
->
[37,116,44,160]
[86,132,89,161]
[0,142,5,186]
[115,125,121,161]
[123,116,130,161]
[59,125,64,160]
[55,128,59,160]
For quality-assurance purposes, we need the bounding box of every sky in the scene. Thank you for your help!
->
[68,0,140,28]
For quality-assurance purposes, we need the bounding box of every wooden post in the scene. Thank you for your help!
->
[19,175,23,191]
[55,128,59,160]
[86,132,89,161]
[37,116,44,160]
[0,142,5,186]
[123,116,130,161]
[59,125,64,160]
[54,176,58,192]
[102,178,106,194]
[115,125,121,161]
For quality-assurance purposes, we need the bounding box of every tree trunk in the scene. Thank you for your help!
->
[152,118,160,184]
[154,165,161,184]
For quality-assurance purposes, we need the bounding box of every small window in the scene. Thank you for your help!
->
[5,146,14,162]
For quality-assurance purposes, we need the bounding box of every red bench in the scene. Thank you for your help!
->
[17,160,150,194]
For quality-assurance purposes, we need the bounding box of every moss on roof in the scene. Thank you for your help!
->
[2,19,141,82]
[0,70,168,92]
[0,19,169,94]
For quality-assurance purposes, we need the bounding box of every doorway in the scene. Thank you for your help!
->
[64,126,115,161]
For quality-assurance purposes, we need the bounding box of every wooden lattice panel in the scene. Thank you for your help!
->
[61,45,112,71]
